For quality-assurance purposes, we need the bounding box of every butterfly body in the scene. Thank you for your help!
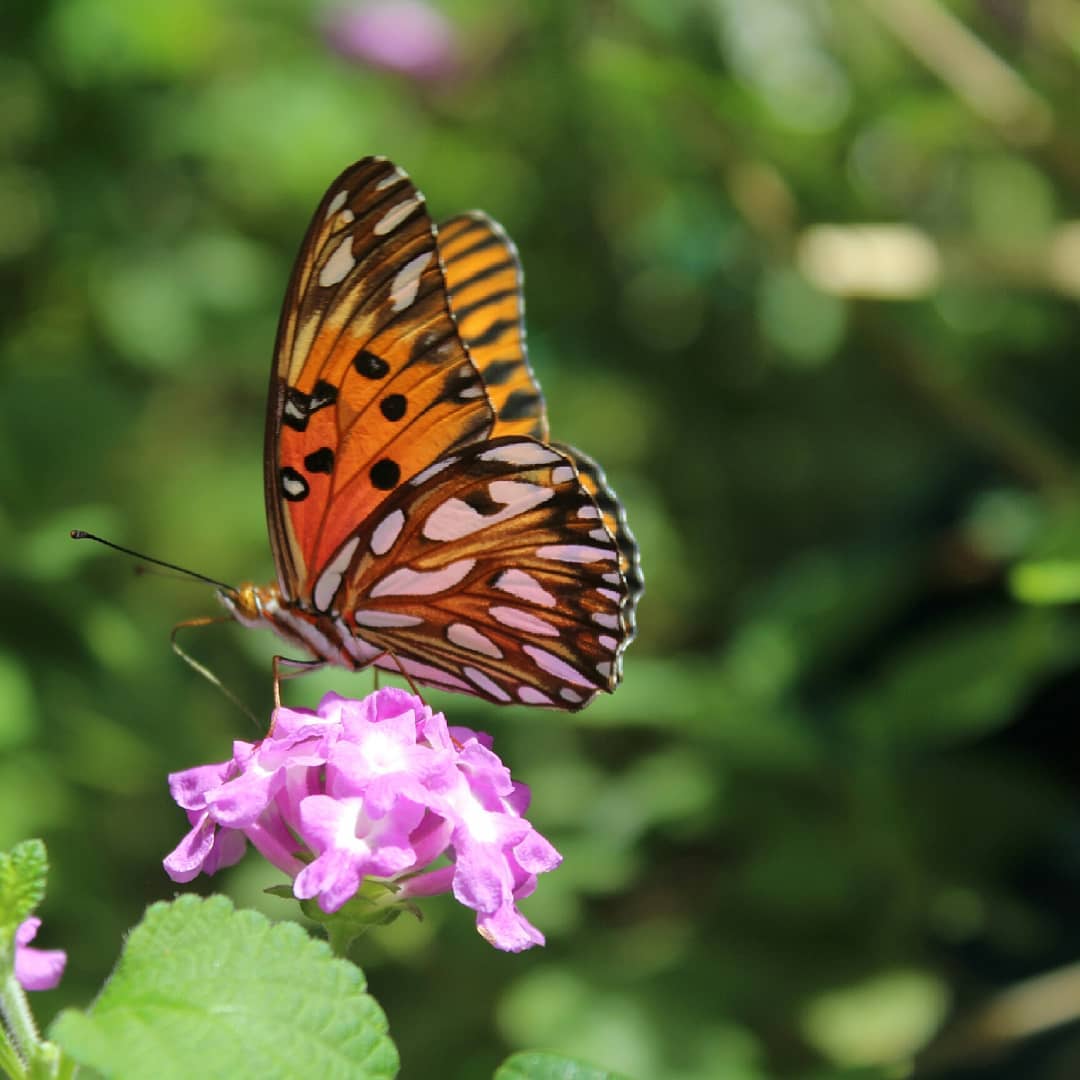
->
[230,157,641,710]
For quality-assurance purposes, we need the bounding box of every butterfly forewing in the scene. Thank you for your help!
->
[438,213,548,441]
[313,436,630,709]
[267,158,495,601]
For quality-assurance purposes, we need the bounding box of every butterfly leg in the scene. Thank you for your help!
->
[271,654,327,709]
[377,644,426,702]
[171,616,260,727]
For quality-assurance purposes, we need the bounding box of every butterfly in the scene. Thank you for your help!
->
[220,157,642,710]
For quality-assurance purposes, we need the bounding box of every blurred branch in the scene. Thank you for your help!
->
[917,960,1080,1072]
[860,309,1078,498]
[864,0,1053,145]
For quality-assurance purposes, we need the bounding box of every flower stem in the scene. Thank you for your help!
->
[0,974,60,1079]
[0,1025,27,1080]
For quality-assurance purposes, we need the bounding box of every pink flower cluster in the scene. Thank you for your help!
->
[164,689,561,952]
[14,918,65,992]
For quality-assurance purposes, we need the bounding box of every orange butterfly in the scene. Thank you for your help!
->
[221,157,642,710]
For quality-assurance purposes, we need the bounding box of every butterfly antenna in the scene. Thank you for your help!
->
[173,617,261,728]
[71,530,236,594]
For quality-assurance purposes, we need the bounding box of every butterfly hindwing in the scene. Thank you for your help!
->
[267,158,496,602]
[304,436,631,709]
[552,442,643,640]
[438,212,548,441]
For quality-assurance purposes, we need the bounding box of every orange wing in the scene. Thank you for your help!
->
[438,213,548,440]
[266,158,496,601]
[318,436,633,710]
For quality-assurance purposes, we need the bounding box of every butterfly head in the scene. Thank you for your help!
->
[217,582,279,629]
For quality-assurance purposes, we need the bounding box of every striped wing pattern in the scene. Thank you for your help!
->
[438,213,548,440]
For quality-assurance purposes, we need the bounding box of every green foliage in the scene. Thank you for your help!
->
[0,841,48,936]
[495,1050,633,1080]
[5,1,1080,1077]
[50,895,398,1079]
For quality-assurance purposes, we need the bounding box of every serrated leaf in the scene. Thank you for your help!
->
[50,894,398,1080]
[0,839,48,931]
[495,1051,634,1080]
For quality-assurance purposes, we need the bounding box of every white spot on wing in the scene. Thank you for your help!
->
[589,528,611,543]
[353,610,423,628]
[551,465,575,484]
[458,385,485,398]
[390,250,432,312]
[318,235,356,286]
[370,558,476,598]
[602,572,622,584]
[410,456,458,486]
[378,654,471,691]
[282,474,307,498]
[577,505,600,519]
[493,569,556,608]
[422,481,554,541]
[480,442,563,466]
[325,190,348,218]
[523,645,596,688]
[598,634,618,651]
[536,543,614,563]
[592,611,620,630]
[464,666,511,702]
[560,688,584,704]
[313,536,361,612]
[370,509,405,556]
[489,605,560,637]
[374,197,421,235]
[518,686,553,705]
[597,587,620,602]
[447,622,503,658]
[596,661,613,679]
[375,167,405,191]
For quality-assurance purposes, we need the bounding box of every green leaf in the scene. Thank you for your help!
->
[1010,558,1080,604]
[0,839,48,933]
[50,895,398,1080]
[495,1050,634,1080]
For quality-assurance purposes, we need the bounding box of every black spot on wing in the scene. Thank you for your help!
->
[380,394,407,421]
[370,459,401,490]
[304,447,334,474]
[354,350,390,379]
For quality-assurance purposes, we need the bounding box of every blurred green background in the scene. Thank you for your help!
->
[5,1,1080,1077]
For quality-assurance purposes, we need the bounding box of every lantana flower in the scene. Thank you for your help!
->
[164,688,561,952]
[14,917,66,992]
